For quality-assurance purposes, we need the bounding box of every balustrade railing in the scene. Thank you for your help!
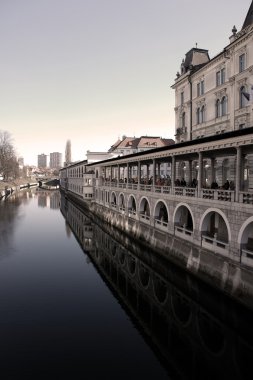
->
[202,234,229,250]
[239,191,253,204]
[127,183,138,190]
[241,247,253,259]
[100,181,252,205]
[175,225,193,237]
[155,218,168,228]
[140,184,152,192]
[140,212,150,221]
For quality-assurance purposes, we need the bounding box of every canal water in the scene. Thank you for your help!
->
[0,189,253,379]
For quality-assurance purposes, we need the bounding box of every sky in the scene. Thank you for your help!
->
[0,0,251,166]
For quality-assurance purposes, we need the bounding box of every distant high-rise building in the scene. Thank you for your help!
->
[50,152,62,169]
[37,154,47,168]
[65,140,71,166]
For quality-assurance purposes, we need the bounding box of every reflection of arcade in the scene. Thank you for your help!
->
[60,195,93,253]
[60,196,253,380]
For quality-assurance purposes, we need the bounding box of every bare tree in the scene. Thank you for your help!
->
[0,130,18,180]
[65,139,72,166]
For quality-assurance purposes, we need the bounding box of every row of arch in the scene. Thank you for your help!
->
[108,191,253,250]
[95,243,228,357]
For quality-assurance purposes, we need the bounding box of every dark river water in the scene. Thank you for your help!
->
[0,189,253,379]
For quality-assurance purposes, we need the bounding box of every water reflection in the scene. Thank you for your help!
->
[37,189,60,209]
[0,190,29,256]
[61,195,253,380]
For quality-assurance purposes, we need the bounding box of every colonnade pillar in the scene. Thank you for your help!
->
[198,152,203,194]
[171,156,175,192]
[117,165,120,182]
[153,159,156,186]
[138,162,141,187]
[235,146,242,202]
[188,160,192,185]
[210,158,215,184]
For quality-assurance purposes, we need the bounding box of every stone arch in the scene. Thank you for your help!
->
[197,309,225,355]
[139,197,151,217]
[127,255,136,276]
[238,216,253,252]
[173,203,195,231]
[111,191,117,205]
[119,193,125,210]
[171,289,192,326]
[138,264,150,288]
[119,249,126,266]
[153,275,168,304]
[154,200,169,223]
[199,208,231,242]
[128,194,137,213]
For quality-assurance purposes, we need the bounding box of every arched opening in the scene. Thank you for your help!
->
[174,205,194,237]
[119,249,125,266]
[111,192,117,208]
[154,201,168,228]
[221,96,227,116]
[197,310,225,355]
[119,193,125,211]
[127,255,136,275]
[128,195,137,216]
[201,210,229,252]
[171,289,192,326]
[216,99,220,118]
[240,86,247,108]
[138,265,150,288]
[139,197,150,221]
[240,220,253,259]
[200,105,205,123]
[153,275,168,304]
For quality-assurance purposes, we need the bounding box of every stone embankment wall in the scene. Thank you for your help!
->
[0,181,37,199]
[64,189,253,310]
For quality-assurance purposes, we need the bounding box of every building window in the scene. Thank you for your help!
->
[196,106,205,124]
[216,68,225,86]
[181,112,186,128]
[196,108,200,124]
[221,96,227,116]
[201,80,205,95]
[221,68,225,84]
[180,91,184,105]
[239,53,246,73]
[216,99,220,117]
[200,105,205,123]
[197,83,200,97]
[216,71,221,86]
[240,86,248,108]
[197,80,205,96]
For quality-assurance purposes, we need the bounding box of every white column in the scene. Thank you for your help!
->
[235,146,242,202]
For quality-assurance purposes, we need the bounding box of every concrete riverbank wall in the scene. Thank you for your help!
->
[63,189,253,310]
[0,182,38,200]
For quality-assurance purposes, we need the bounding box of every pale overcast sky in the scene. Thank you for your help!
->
[0,0,251,165]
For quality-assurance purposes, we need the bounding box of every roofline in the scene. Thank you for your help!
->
[172,25,252,87]
[83,127,253,167]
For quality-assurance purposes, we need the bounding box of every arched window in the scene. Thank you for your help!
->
[216,99,220,118]
[200,105,205,123]
[221,96,227,116]
[196,108,200,124]
[181,112,185,128]
[240,86,248,108]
